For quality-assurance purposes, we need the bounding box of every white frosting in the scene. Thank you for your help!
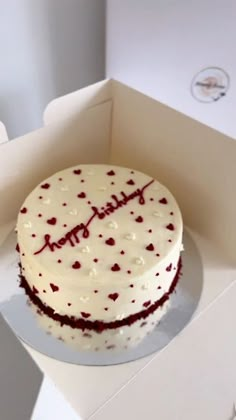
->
[17,164,183,323]
[31,300,170,352]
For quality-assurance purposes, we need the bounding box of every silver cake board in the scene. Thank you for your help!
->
[0,230,203,366]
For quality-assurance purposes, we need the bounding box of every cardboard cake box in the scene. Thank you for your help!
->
[0,79,236,420]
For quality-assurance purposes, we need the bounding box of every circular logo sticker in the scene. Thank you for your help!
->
[191,67,229,103]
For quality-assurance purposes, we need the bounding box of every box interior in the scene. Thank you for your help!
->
[0,79,236,419]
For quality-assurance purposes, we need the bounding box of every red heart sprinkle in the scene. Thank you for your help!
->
[135,216,143,223]
[170,211,174,215]
[73,169,81,175]
[16,243,20,253]
[105,237,115,246]
[81,312,91,318]
[47,217,57,225]
[50,283,59,292]
[20,207,27,214]
[126,179,135,185]
[146,243,154,251]
[143,300,151,308]
[166,223,175,231]
[72,261,81,269]
[108,292,119,301]
[107,170,115,176]
[111,263,121,272]
[155,272,159,276]
[131,299,135,303]
[67,303,71,306]
[77,192,86,198]
[41,183,50,189]
[106,344,115,349]
[32,286,39,294]
[120,250,125,255]
[159,197,168,204]
[166,263,172,272]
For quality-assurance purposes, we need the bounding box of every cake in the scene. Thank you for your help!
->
[16,164,183,350]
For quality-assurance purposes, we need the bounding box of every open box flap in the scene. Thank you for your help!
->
[0,121,8,144]
[43,79,112,125]
[110,81,236,264]
[0,101,112,225]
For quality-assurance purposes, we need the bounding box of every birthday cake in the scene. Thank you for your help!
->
[16,164,183,348]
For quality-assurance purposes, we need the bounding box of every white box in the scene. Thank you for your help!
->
[0,80,235,419]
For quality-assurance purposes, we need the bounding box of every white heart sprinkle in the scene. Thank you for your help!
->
[98,186,107,191]
[80,296,90,303]
[117,329,124,335]
[43,198,51,204]
[134,257,145,265]
[83,344,91,350]
[125,232,136,241]
[81,246,90,253]
[88,268,97,277]
[107,221,118,229]
[24,221,32,229]
[153,211,163,217]
[180,243,184,252]
[87,170,94,175]
[116,313,125,320]
[141,282,150,290]
[60,185,69,191]
[69,208,78,216]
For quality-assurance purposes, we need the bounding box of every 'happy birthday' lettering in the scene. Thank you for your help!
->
[34,179,154,255]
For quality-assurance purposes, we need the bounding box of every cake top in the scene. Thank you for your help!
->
[17,164,182,285]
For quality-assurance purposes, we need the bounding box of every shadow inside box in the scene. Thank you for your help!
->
[0,229,203,366]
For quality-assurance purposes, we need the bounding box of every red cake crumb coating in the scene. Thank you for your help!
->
[18,258,182,332]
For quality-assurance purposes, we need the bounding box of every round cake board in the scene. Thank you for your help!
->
[0,229,203,366]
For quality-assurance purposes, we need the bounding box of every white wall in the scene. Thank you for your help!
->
[0,0,105,138]
[106,0,236,139]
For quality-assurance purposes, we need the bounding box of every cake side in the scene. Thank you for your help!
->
[16,164,183,323]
